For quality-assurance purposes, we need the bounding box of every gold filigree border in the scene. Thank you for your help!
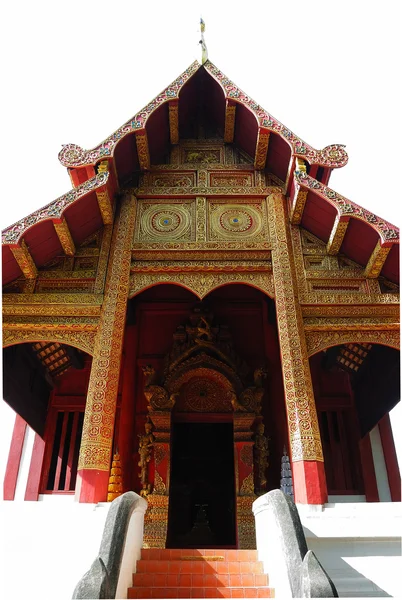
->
[2,328,96,356]
[128,271,275,300]
[306,330,400,357]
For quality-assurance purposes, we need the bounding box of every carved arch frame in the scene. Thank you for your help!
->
[2,328,96,356]
[128,274,275,302]
[306,329,400,357]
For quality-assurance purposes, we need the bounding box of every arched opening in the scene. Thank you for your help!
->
[121,283,288,547]
[310,343,400,502]
[3,342,92,497]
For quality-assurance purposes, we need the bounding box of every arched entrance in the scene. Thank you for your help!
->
[124,283,288,546]
[140,301,269,549]
[309,342,400,501]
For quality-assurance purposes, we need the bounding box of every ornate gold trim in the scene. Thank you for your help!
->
[10,241,38,279]
[168,101,179,145]
[301,304,399,318]
[129,269,274,300]
[94,225,113,294]
[2,328,96,356]
[196,196,207,241]
[224,101,236,143]
[96,189,113,225]
[364,241,391,278]
[326,216,349,255]
[268,192,323,462]
[3,316,98,327]
[78,194,137,472]
[254,130,270,170]
[290,160,308,225]
[134,185,279,196]
[306,329,400,356]
[135,132,150,170]
[291,226,398,305]
[303,317,399,330]
[53,218,76,256]
[290,188,307,225]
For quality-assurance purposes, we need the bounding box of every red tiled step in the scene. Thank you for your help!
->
[140,549,258,561]
[132,572,269,587]
[128,586,273,598]
[129,548,274,599]
[136,559,264,574]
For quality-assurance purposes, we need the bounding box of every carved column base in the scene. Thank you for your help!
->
[143,494,169,548]
[236,495,257,549]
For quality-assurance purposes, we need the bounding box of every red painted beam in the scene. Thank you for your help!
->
[378,414,401,502]
[3,415,27,501]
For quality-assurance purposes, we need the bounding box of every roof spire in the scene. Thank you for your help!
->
[199,18,208,64]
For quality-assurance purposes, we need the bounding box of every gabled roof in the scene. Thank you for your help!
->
[2,60,399,286]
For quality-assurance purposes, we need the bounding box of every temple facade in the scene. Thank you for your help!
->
[2,57,400,596]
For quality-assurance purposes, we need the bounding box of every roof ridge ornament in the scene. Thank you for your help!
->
[199,18,208,65]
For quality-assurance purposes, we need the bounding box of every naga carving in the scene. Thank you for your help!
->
[232,367,267,413]
[142,365,176,411]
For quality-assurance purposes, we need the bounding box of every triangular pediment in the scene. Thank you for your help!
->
[2,59,399,288]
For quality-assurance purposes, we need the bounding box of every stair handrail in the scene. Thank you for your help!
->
[253,489,338,598]
[72,491,147,600]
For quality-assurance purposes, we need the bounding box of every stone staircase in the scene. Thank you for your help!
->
[128,549,274,598]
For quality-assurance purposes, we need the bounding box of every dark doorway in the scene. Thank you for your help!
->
[167,421,236,548]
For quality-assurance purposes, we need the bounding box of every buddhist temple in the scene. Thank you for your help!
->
[2,40,401,598]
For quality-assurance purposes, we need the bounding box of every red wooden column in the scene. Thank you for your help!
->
[378,413,401,501]
[3,414,27,500]
[268,192,327,504]
[359,434,379,502]
[77,194,137,503]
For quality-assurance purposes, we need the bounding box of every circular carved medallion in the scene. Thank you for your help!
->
[210,204,264,240]
[220,209,252,233]
[140,204,191,241]
[179,377,232,412]
[152,210,181,233]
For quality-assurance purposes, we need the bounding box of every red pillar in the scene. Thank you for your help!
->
[292,460,327,505]
[359,434,379,502]
[77,194,137,503]
[25,433,46,501]
[76,470,110,503]
[268,191,328,505]
[378,413,401,501]
[3,414,27,500]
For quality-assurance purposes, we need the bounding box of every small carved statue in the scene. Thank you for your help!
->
[254,367,268,388]
[142,364,157,387]
[138,417,154,497]
[254,422,269,494]
[229,390,247,412]
[196,316,213,342]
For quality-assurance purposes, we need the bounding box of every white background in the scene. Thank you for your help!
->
[1,0,400,480]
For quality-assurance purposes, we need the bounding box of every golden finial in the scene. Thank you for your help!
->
[199,18,208,65]
[107,451,123,502]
